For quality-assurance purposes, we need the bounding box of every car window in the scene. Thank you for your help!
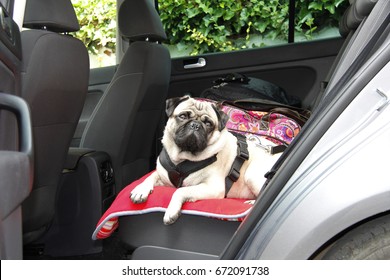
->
[159,0,348,57]
[0,0,10,12]
[70,0,348,66]
[71,0,117,68]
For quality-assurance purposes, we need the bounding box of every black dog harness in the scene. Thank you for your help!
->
[159,148,217,189]
[225,132,249,194]
[159,133,249,196]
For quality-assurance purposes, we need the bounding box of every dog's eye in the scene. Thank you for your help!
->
[178,113,188,120]
[203,120,213,127]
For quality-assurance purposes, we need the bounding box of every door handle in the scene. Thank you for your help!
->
[183,57,206,69]
[0,93,33,156]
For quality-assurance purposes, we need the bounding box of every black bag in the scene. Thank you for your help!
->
[201,73,301,107]
[200,73,311,126]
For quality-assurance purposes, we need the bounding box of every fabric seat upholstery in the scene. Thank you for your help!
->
[80,0,171,192]
[21,0,89,244]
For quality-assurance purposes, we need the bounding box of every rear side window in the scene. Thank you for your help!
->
[158,0,348,57]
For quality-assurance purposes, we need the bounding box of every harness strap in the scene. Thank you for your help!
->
[225,133,249,196]
[159,148,217,188]
[159,133,250,196]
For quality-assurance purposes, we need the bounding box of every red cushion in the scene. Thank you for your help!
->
[92,172,253,240]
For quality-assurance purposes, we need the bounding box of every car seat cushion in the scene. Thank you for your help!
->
[92,172,253,240]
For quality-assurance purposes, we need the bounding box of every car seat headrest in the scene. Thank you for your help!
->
[339,0,377,37]
[23,0,80,33]
[118,0,167,42]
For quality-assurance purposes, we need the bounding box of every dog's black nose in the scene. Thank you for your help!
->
[189,121,201,131]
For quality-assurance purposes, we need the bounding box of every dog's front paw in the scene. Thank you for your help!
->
[163,209,181,225]
[130,184,153,204]
[130,192,149,204]
[163,191,185,225]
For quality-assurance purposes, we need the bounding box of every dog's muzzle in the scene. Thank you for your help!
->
[174,120,208,154]
[189,121,201,131]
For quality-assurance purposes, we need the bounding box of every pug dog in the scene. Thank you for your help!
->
[130,96,281,225]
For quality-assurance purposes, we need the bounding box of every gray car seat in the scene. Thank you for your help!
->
[20,0,89,244]
[80,0,171,192]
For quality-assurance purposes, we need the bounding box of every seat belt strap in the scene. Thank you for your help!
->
[225,133,249,196]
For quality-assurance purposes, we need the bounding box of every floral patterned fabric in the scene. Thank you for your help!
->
[202,99,301,147]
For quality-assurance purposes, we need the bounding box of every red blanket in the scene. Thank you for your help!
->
[92,172,254,240]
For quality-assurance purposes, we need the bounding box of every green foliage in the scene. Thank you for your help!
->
[159,0,348,55]
[296,0,347,38]
[71,0,348,57]
[71,0,116,55]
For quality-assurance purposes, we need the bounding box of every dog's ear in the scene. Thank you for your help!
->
[212,103,229,131]
[165,95,190,117]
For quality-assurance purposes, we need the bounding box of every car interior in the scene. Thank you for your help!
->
[0,0,388,260]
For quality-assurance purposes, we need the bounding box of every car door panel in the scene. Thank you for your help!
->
[168,38,344,109]
[0,2,33,259]
[0,2,22,151]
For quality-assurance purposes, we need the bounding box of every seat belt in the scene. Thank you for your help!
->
[225,133,249,195]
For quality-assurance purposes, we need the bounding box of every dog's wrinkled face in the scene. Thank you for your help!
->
[165,96,228,155]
